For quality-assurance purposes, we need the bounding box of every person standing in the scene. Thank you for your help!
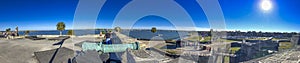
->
[15,26,19,36]
[176,39,182,47]
[105,31,112,44]
[99,31,103,37]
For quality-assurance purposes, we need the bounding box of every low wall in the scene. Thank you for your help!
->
[36,35,100,38]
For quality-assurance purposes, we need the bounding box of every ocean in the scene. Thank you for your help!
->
[16,30,191,40]
[121,30,190,40]
[17,30,101,36]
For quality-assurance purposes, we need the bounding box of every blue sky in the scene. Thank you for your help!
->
[0,0,299,32]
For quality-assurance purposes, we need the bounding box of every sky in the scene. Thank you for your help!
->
[0,0,299,32]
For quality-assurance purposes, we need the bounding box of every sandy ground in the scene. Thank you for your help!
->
[0,37,102,63]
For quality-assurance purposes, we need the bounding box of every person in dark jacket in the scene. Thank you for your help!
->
[104,31,112,44]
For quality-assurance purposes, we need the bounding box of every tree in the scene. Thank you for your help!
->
[5,28,11,35]
[151,27,157,33]
[108,30,112,33]
[101,30,106,34]
[114,26,121,32]
[67,30,74,35]
[25,30,30,36]
[5,28,11,32]
[56,22,65,36]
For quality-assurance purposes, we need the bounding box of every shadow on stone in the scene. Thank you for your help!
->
[34,47,74,63]
[72,50,108,63]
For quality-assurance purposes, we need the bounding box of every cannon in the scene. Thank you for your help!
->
[72,42,140,63]
[81,42,140,53]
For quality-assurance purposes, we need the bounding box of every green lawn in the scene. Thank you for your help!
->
[202,36,211,42]
[271,38,288,41]
[279,42,292,49]
[186,36,211,42]
[165,40,176,43]
[230,47,241,54]
[165,49,181,54]
[271,38,280,41]
[224,47,241,63]
[247,37,267,40]
[186,36,242,43]
[166,50,177,54]
[220,39,240,42]
[186,36,202,42]
[224,56,230,63]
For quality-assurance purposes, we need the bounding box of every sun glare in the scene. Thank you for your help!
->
[260,0,272,11]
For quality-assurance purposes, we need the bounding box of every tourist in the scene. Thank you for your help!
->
[11,32,16,37]
[3,32,7,38]
[105,31,112,44]
[99,31,103,37]
[176,39,182,47]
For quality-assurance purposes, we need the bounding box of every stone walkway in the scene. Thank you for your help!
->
[0,37,102,63]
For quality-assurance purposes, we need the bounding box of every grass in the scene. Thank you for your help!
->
[202,36,211,42]
[226,39,240,42]
[247,37,267,40]
[186,36,202,42]
[186,36,240,43]
[166,50,181,54]
[271,38,280,41]
[165,39,176,43]
[186,36,211,42]
[219,39,240,42]
[230,47,241,54]
[271,38,288,41]
[224,47,241,63]
[224,56,230,63]
[279,42,292,49]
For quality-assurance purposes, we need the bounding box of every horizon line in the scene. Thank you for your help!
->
[1,28,298,33]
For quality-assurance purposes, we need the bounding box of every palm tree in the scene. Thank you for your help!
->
[114,26,121,32]
[101,30,106,34]
[151,27,156,33]
[25,30,30,36]
[5,28,11,36]
[67,30,74,35]
[56,22,65,36]
[5,28,11,32]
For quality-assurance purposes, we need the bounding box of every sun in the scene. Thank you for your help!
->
[260,0,272,11]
